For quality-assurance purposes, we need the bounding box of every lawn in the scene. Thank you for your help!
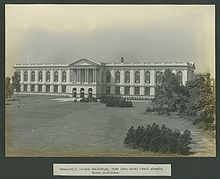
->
[6,96,216,157]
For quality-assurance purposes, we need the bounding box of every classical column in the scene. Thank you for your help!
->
[50,69,54,83]
[183,70,187,85]
[140,87,145,95]
[110,70,114,83]
[120,70,124,85]
[150,87,155,96]
[67,69,70,84]
[140,70,144,85]
[42,70,46,83]
[35,69,38,82]
[58,69,62,83]
[28,70,31,83]
[93,69,96,82]
[130,69,134,85]
[20,69,24,83]
[150,70,155,86]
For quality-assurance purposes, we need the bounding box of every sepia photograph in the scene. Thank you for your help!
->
[5,4,216,157]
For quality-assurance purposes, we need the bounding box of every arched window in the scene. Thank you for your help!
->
[177,71,183,85]
[125,71,130,83]
[135,71,140,83]
[155,71,162,85]
[31,71,35,81]
[106,71,111,83]
[24,71,28,81]
[46,71,50,82]
[145,71,150,83]
[54,71,58,82]
[17,71,21,81]
[62,71,66,82]
[38,71,43,82]
[115,71,120,83]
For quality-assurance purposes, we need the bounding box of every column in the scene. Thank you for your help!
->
[35,84,38,92]
[183,70,187,85]
[58,85,62,93]
[93,69,96,82]
[150,70,155,86]
[28,70,31,83]
[140,70,144,85]
[35,69,38,82]
[140,87,145,95]
[20,69,24,83]
[50,69,54,83]
[58,69,62,83]
[77,69,80,82]
[42,85,46,92]
[120,70,125,85]
[110,70,115,83]
[85,69,88,82]
[130,86,134,95]
[67,69,70,84]
[130,70,134,85]
[42,70,46,83]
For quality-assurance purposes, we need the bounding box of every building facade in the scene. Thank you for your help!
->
[14,58,195,99]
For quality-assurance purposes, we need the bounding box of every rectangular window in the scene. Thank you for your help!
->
[106,86,110,94]
[54,85,58,92]
[46,85,50,92]
[24,84,27,92]
[38,85,42,92]
[145,87,150,96]
[115,86,120,95]
[31,85,35,92]
[135,87,140,95]
[62,85,66,93]
[125,87,130,95]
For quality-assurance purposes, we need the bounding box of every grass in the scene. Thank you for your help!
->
[6,95,216,157]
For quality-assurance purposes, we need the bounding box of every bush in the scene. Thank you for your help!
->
[100,96,133,107]
[124,123,192,155]
[80,97,98,102]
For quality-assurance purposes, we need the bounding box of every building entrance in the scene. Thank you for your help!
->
[72,88,77,97]
[80,88,85,98]
[88,88,93,98]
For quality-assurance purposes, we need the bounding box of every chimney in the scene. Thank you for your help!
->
[121,57,124,63]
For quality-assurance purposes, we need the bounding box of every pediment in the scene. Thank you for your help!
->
[69,58,100,67]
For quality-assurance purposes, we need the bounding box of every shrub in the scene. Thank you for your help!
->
[100,96,133,107]
[124,123,192,155]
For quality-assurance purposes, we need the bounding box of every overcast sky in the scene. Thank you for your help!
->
[6,5,215,77]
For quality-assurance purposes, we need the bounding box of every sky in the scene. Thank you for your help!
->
[5,5,215,77]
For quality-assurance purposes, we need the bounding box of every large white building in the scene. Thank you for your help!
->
[13,58,195,99]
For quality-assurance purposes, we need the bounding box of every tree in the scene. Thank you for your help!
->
[152,69,184,112]
[5,77,13,99]
[184,73,215,126]
[12,71,21,96]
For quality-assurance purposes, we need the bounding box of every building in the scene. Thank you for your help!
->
[13,58,195,99]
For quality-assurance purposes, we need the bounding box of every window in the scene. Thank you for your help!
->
[38,71,43,82]
[46,85,50,92]
[24,71,28,81]
[62,71,66,82]
[125,87,130,95]
[31,85,35,92]
[177,71,183,85]
[38,85,42,92]
[17,71,21,81]
[62,85,66,93]
[24,84,27,92]
[125,71,130,83]
[155,71,162,85]
[106,86,110,94]
[46,71,50,82]
[31,71,35,82]
[135,87,140,95]
[115,86,120,95]
[106,71,111,83]
[54,85,58,92]
[145,87,150,96]
[145,71,150,83]
[115,71,120,83]
[54,71,58,82]
[135,71,140,83]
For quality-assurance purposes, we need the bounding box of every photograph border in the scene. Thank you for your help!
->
[0,0,219,178]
